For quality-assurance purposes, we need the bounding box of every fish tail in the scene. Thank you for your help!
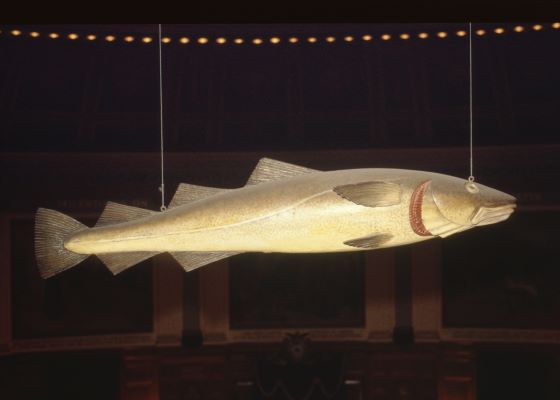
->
[34,208,89,279]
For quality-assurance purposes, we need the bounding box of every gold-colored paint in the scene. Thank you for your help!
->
[64,166,515,256]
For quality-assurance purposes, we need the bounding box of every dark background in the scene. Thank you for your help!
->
[1,23,560,400]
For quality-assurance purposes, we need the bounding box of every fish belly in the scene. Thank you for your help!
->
[157,191,420,253]
[70,170,432,254]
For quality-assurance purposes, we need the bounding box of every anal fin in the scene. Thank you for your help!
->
[170,251,241,272]
[97,251,159,275]
[344,233,393,249]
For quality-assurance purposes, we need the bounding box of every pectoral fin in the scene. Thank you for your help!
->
[344,233,393,249]
[170,251,241,272]
[334,181,401,207]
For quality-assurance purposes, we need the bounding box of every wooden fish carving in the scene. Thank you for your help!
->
[35,158,516,278]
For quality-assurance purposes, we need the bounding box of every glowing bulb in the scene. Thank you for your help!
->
[326,36,336,43]
[124,36,134,42]
[68,33,78,40]
[10,30,22,36]
[475,29,486,36]
[162,37,171,43]
[197,37,208,44]
[362,34,372,41]
[456,30,467,37]
[234,38,244,44]
[418,32,429,39]
[288,37,298,43]
[514,25,524,32]
[437,31,448,38]
[553,22,560,29]
[180,37,190,44]
[494,27,505,34]
[252,38,263,45]
[215,37,226,44]
[86,34,97,41]
[344,35,354,42]
[307,36,317,43]
[400,33,410,40]
[533,24,543,31]
[49,33,60,39]
[381,34,391,41]
[270,37,280,44]
[142,37,153,43]
[29,31,40,38]
[105,35,116,42]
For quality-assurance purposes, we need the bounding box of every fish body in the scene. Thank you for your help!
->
[35,158,516,278]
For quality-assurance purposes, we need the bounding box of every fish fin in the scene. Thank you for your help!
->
[344,233,393,249]
[95,202,156,227]
[34,208,89,279]
[246,158,320,185]
[170,251,241,272]
[169,183,232,208]
[97,252,159,275]
[333,181,402,207]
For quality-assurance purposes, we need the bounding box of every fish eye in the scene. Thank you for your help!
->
[465,182,479,194]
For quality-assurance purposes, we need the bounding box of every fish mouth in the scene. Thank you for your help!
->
[472,203,516,226]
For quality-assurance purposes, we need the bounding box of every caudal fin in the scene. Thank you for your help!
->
[34,208,89,279]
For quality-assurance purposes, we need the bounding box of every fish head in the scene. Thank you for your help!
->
[428,175,516,229]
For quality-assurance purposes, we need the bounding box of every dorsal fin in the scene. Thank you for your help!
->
[168,183,232,208]
[246,158,320,185]
[95,202,156,227]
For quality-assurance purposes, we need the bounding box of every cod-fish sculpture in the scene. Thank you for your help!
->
[35,158,516,278]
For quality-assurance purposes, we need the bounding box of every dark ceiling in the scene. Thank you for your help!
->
[1,23,559,154]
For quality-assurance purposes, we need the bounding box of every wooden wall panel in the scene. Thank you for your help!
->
[438,349,476,400]
[199,260,229,344]
[153,255,183,347]
[0,215,11,354]
[121,353,159,400]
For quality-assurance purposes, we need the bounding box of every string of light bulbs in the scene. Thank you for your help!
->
[1,23,558,46]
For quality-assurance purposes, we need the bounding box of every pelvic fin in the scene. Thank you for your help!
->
[344,233,393,249]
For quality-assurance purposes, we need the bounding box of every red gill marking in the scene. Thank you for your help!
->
[409,180,433,236]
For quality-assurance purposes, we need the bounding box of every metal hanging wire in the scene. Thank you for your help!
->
[158,24,166,211]
[468,22,475,183]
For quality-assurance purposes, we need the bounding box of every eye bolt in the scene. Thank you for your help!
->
[465,182,479,194]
